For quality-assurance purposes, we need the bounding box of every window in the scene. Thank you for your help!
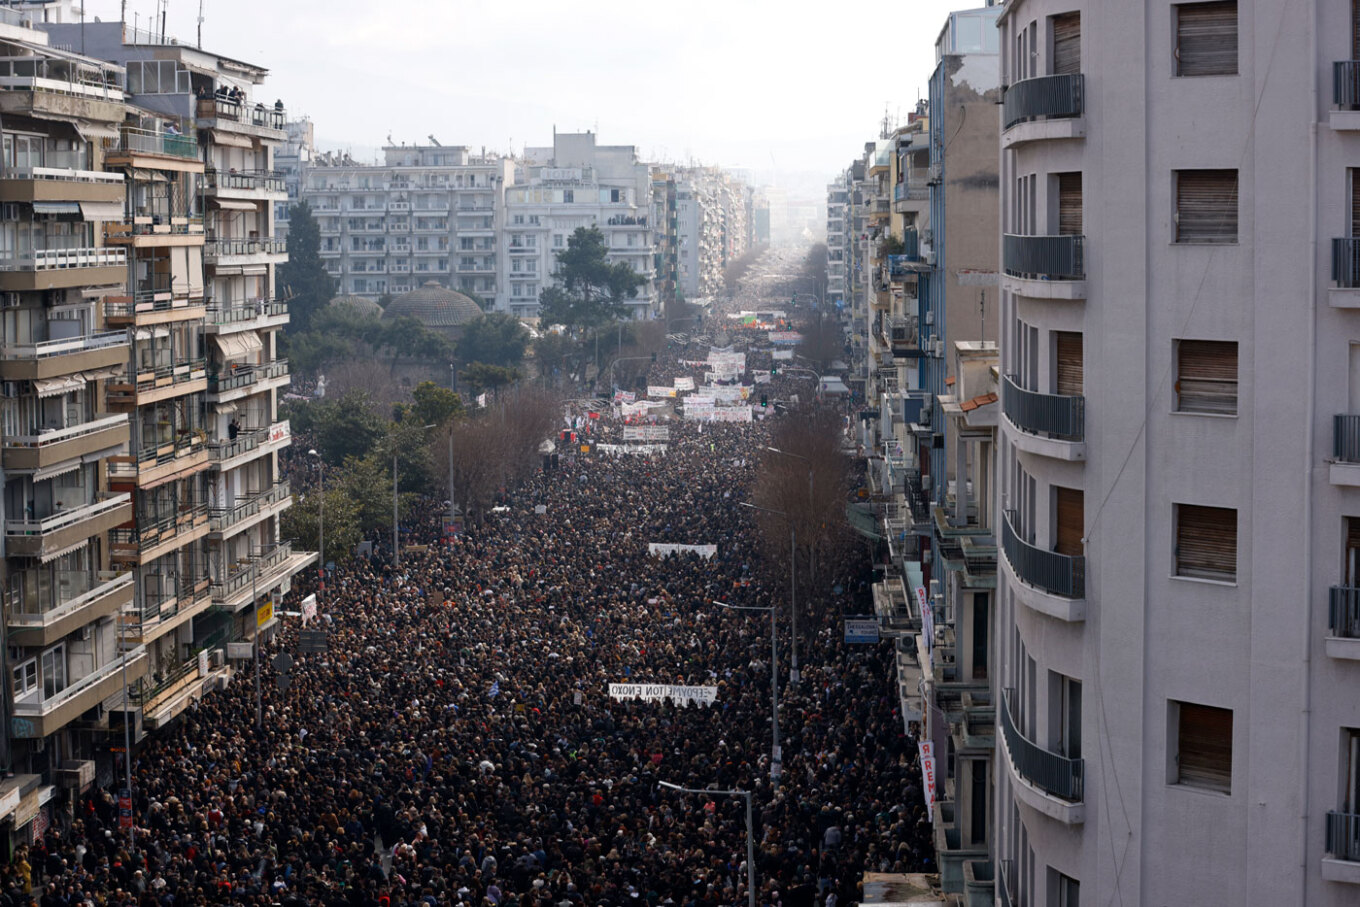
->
[1172,701,1233,793]
[562,190,574,203]
[1175,170,1238,243]
[41,643,65,700]
[1343,728,1360,815]
[1175,503,1237,581]
[11,658,36,700]
[554,234,564,248]
[1174,2,1237,76]
[1047,869,1080,907]
[1051,12,1081,76]
[1176,340,1237,414]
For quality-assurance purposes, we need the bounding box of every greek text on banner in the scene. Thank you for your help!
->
[608,683,718,706]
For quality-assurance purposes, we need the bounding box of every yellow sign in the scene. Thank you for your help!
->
[256,599,274,627]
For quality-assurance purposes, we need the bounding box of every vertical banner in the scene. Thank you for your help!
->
[916,585,932,654]
[918,741,937,821]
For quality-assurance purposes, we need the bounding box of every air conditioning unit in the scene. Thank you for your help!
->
[77,626,93,642]
[921,473,933,491]
[923,311,933,325]
[210,648,224,669]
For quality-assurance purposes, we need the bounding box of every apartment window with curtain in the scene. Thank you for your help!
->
[1175,503,1237,581]
[1171,701,1233,793]
[1175,339,1238,414]
[1174,1,1237,76]
[1175,170,1238,243]
[1047,868,1080,907]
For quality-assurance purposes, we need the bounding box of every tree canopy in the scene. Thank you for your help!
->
[457,313,529,369]
[279,201,336,334]
[537,227,645,330]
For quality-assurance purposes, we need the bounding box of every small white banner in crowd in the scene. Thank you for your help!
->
[598,443,668,456]
[707,351,746,370]
[648,543,718,558]
[710,386,751,403]
[673,376,696,392]
[919,741,937,821]
[768,331,804,345]
[300,593,318,625]
[772,349,795,360]
[684,405,753,423]
[753,372,771,384]
[623,426,671,442]
[613,390,637,404]
[620,401,655,416]
[647,385,677,399]
[686,395,716,407]
[609,683,719,707]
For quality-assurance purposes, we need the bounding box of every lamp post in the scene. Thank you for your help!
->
[714,599,780,787]
[658,781,756,907]
[392,424,436,567]
[119,593,134,845]
[608,355,653,394]
[741,500,799,688]
[765,446,814,686]
[251,554,261,730]
[308,449,324,607]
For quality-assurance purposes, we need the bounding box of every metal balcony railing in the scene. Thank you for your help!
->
[1003,374,1084,441]
[1329,585,1360,639]
[206,299,288,325]
[205,169,286,193]
[1002,509,1085,599]
[1003,234,1085,281]
[204,237,286,260]
[1,330,128,360]
[209,481,290,533]
[111,127,198,160]
[1001,688,1084,802]
[1335,61,1360,109]
[1333,238,1360,288]
[4,492,131,539]
[0,246,126,272]
[1004,73,1085,130]
[4,413,127,451]
[1334,414,1360,463]
[11,647,145,718]
[1326,811,1360,862]
[7,570,131,623]
[211,541,292,599]
[207,359,289,394]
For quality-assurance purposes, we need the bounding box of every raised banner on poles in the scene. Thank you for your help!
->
[683,405,754,423]
[768,331,804,345]
[673,376,695,392]
[919,741,937,820]
[917,585,933,654]
[647,385,677,399]
[622,425,670,442]
[710,385,751,403]
[613,390,636,404]
[648,543,717,559]
[598,443,668,456]
[609,683,718,707]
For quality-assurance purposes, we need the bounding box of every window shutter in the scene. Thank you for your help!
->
[1052,13,1081,76]
[1058,173,1083,236]
[1354,0,1360,59]
[1054,331,1083,396]
[1176,504,1237,580]
[1176,170,1238,243]
[1176,2,1238,77]
[1177,339,1238,414]
[1351,169,1360,238]
[1054,487,1084,558]
[1178,702,1233,791]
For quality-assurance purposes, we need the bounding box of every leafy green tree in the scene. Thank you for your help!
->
[283,485,361,563]
[537,227,645,330]
[378,316,453,376]
[457,313,529,369]
[531,332,575,386]
[279,201,336,334]
[460,362,522,398]
[394,381,464,427]
[287,389,386,465]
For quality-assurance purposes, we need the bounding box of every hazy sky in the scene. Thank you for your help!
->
[84,0,972,183]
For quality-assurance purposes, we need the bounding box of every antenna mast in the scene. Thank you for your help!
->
[198,0,205,48]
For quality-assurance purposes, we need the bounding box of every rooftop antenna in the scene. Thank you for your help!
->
[880,105,892,139]
[197,0,204,48]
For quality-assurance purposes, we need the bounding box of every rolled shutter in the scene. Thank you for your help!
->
[1347,517,1360,585]
[1352,169,1360,238]
[1176,504,1237,580]
[1177,340,1238,414]
[1054,487,1084,558]
[1054,331,1083,396]
[1354,0,1360,59]
[1178,703,1233,791]
[1176,1,1238,77]
[1052,13,1081,76]
[1058,173,1083,236]
[1176,170,1238,243]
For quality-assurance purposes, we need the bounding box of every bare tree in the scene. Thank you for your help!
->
[795,312,844,372]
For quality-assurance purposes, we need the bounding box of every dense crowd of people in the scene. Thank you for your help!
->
[0,295,931,907]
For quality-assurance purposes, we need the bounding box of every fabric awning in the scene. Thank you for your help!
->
[129,169,169,183]
[79,201,124,221]
[73,121,120,141]
[80,284,122,298]
[210,130,255,149]
[213,401,238,414]
[30,459,82,483]
[211,199,257,211]
[846,503,884,542]
[82,366,127,381]
[31,202,80,215]
[32,375,85,398]
[82,445,124,464]
[40,538,88,564]
[211,332,262,360]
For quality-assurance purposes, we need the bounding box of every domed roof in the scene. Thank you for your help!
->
[382,282,483,328]
[328,294,383,317]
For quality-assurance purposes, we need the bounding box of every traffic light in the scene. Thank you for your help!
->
[770,366,778,376]
[760,394,769,408]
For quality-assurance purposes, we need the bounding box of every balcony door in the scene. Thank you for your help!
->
[1347,518,1360,587]
[1345,729,1360,814]
[1058,173,1083,236]
[1051,12,1081,76]
[1351,169,1360,239]
[1054,331,1083,396]
[1054,486,1084,558]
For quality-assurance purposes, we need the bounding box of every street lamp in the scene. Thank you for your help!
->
[764,446,815,687]
[740,500,800,688]
[307,449,324,608]
[608,355,653,393]
[714,600,781,787]
[658,781,756,907]
[392,424,436,567]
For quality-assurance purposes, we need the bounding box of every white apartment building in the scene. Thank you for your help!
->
[994,2,1360,905]
[673,167,751,301]
[302,145,514,301]
[274,118,315,243]
[503,132,654,317]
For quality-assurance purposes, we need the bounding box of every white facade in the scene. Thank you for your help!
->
[995,2,1360,905]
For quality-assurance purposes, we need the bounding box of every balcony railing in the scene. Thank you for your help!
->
[1002,509,1085,599]
[998,859,1014,907]
[204,237,286,260]
[1336,61,1360,109]
[108,432,205,479]
[197,98,286,130]
[1335,414,1360,463]
[110,503,208,556]
[107,359,206,400]
[1333,238,1360,288]
[7,570,131,624]
[207,359,289,394]
[11,647,146,718]
[0,246,126,272]
[110,127,199,160]
[1003,234,1085,281]
[1003,74,1085,130]
[1001,688,1084,802]
[1003,374,1084,441]
[211,541,292,600]
[1328,811,1360,863]
[1329,585,1360,639]
[209,481,290,533]
[4,492,131,540]
[205,169,285,193]
[4,413,127,451]
[893,183,928,202]
[206,299,288,325]
[2,330,128,360]
[6,166,124,186]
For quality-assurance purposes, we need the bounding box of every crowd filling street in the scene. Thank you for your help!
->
[0,289,936,906]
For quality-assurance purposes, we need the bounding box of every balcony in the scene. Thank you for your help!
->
[205,299,289,333]
[208,420,290,469]
[110,503,209,565]
[0,166,124,205]
[204,237,287,265]
[196,98,286,134]
[1002,374,1085,460]
[0,246,125,291]
[107,433,208,487]
[104,215,205,247]
[1002,234,1086,299]
[106,358,208,406]
[105,128,202,169]
[4,492,132,559]
[211,540,316,612]
[1332,62,1360,130]
[131,649,225,729]
[1000,688,1084,824]
[2,413,129,471]
[209,481,291,537]
[1002,74,1086,146]
[204,169,286,196]
[1327,585,1360,660]
[8,648,148,741]
[1332,239,1360,305]
[5,570,132,648]
[0,329,129,381]
[122,576,212,647]
[206,359,290,401]
[1325,811,1360,884]
[1332,415,1360,486]
[889,317,922,357]
[891,183,929,212]
[104,290,205,326]
[1002,509,1086,620]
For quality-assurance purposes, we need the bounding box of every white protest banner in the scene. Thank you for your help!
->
[598,443,669,456]
[684,406,752,423]
[768,331,804,345]
[686,395,716,407]
[623,426,671,442]
[647,385,677,399]
[706,351,746,370]
[300,593,317,625]
[648,543,718,559]
[613,390,636,404]
[919,741,937,821]
[917,585,933,654]
[673,376,695,392]
[753,372,771,384]
[609,683,718,707]
[772,349,795,360]
[621,401,653,416]
[710,385,751,403]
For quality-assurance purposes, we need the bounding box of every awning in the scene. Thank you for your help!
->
[83,366,127,381]
[211,199,257,211]
[79,200,124,221]
[211,332,262,360]
[30,459,82,483]
[80,284,122,298]
[32,375,85,398]
[129,169,169,183]
[210,130,255,149]
[846,502,884,542]
[73,121,119,142]
[82,444,124,464]
[40,538,88,564]
[213,401,238,414]
[133,326,170,341]
[31,202,80,215]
